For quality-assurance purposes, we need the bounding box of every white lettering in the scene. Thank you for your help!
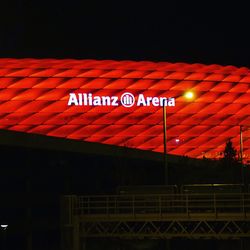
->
[168,97,175,106]
[152,97,159,106]
[83,93,88,105]
[159,97,167,106]
[146,97,152,106]
[137,94,146,106]
[111,96,118,106]
[93,96,101,106]
[88,93,93,105]
[102,96,111,106]
[67,93,176,107]
[78,93,82,105]
[68,93,78,106]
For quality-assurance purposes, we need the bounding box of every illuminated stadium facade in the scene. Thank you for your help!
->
[0,58,250,161]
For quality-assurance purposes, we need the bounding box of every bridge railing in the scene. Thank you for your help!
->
[73,193,250,217]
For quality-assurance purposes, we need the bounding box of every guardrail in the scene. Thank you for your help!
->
[61,193,250,243]
[72,193,250,217]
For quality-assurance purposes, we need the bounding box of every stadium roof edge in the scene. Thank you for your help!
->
[0,130,206,166]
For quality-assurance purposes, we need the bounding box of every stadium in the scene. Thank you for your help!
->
[0,58,250,161]
[1,58,250,250]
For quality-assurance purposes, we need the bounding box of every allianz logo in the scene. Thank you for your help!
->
[67,92,175,108]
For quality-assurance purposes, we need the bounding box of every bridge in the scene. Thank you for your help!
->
[61,192,250,250]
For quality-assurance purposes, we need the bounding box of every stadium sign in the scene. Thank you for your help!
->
[67,92,176,108]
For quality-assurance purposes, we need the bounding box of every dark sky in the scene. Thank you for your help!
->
[1,1,250,67]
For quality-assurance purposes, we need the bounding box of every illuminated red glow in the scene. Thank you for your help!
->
[0,58,250,160]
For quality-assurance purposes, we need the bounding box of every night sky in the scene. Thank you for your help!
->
[1,1,250,67]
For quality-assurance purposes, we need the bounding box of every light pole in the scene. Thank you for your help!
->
[240,125,244,185]
[239,125,250,187]
[163,99,168,184]
[163,91,195,185]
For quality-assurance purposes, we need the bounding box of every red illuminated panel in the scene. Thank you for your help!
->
[0,58,250,161]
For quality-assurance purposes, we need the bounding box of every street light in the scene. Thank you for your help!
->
[1,224,8,250]
[183,91,195,100]
[163,90,195,184]
[0,225,8,230]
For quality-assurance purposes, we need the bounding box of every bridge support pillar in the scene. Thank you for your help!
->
[73,217,80,250]
[81,238,86,250]
[165,239,170,250]
[241,238,250,250]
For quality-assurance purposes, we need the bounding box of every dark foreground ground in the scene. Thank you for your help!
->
[0,143,248,249]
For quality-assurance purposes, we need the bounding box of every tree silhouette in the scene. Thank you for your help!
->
[222,139,240,183]
[223,139,237,162]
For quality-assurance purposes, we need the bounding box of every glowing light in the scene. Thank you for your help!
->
[183,91,195,100]
[1,225,8,230]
